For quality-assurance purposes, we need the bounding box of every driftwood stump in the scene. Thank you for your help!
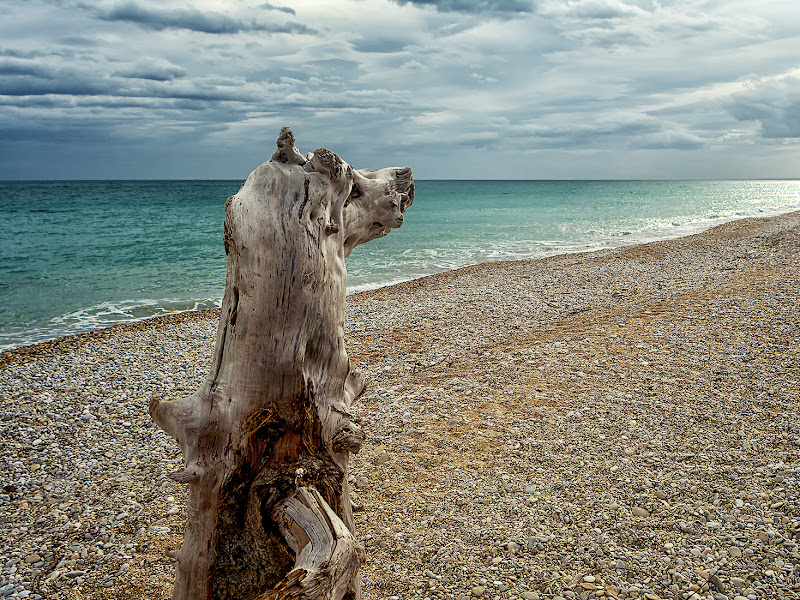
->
[150,128,413,600]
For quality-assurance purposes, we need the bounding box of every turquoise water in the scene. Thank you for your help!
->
[1,179,799,351]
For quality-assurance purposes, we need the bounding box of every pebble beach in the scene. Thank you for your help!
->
[1,211,799,600]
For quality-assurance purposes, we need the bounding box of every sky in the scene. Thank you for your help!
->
[1,0,799,180]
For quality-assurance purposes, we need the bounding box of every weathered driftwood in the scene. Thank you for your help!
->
[150,128,413,600]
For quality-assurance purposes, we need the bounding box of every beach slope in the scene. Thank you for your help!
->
[1,211,798,599]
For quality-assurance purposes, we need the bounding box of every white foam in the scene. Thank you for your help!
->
[0,297,223,352]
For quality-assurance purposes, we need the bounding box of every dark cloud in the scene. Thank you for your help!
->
[0,94,187,111]
[0,77,112,97]
[1,0,799,179]
[0,95,65,108]
[759,104,800,138]
[1,110,183,149]
[95,2,315,35]
[351,38,408,54]
[112,60,186,82]
[0,71,257,104]
[727,76,800,139]
[58,35,103,46]
[390,0,534,14]
[259,2,296,15]
[0,61,53,78]
[508,117,665,149]
[1,48,47,59]
[0,48,78,59]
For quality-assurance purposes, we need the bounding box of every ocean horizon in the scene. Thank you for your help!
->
[2,178,800,352]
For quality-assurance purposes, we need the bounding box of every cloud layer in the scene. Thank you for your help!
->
[95,2,314,34]
[1,0,799,179]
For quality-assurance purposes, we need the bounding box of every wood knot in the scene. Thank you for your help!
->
[311,148,343,180]
[168,467,203,484]
[331,422,364,454]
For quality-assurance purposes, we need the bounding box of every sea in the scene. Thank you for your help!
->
[1,179,799,352]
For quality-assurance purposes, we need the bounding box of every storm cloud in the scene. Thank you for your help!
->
[113,59,187,82]
[96,2,315,35]
[727,74,800,139]
[260,3,296,15]
[1,0,799,179]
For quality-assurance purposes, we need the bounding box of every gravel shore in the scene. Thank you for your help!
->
[1,211,799,600]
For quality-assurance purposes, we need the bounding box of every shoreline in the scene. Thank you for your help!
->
[4,204,800,358]
[0,205,795,362]
[1,211,799,599]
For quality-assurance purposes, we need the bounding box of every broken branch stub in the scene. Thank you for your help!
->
[149,128,413,600]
